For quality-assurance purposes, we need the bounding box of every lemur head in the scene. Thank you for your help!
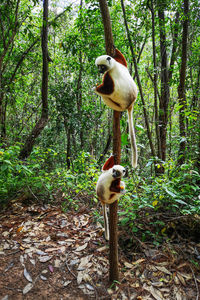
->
[111,165,126,178]
[95,55,115,73]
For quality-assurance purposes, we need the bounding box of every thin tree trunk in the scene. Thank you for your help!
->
[99,0,119,283]
[149,0,161,162]
[77,52,84,148]
[67,126,71,169]
[121,0,156,159]
[177,0,189,165]
[168,12,180,82]
[19,0,49,159]
[157,2,170,172]
[77,0,84,148]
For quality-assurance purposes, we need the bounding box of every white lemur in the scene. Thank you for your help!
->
[94,49,138,168]
[96,155,126,241]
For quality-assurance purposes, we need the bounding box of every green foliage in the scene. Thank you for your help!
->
[0,146,99,209]
[118,159,200,239]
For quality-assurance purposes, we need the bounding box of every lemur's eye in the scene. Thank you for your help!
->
[107,57,111,61]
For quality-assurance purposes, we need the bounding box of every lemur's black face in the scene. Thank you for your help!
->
[97,56,112,74]
[97,64,108,74]
[112,168,126,178]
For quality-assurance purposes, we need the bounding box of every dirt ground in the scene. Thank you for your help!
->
[0,198,200,300]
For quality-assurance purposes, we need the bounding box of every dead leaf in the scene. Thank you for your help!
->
[174,276,180,285]
[153,265,172,275]
[143,284,164,300]
[40,275,47,281]
[77,271,91,284]
[77,255,92,270]
[3,242,10,250]
[77,271,84,284]
[48,265,54,272]
[63,280,71,287]
[177,272,186,286]
[75,243,88,252]
[17,226,24,233]
[152,282,163,287]
[85,283,94,291]
[29,259,36,265]
[132,258,145,265]
[45,246,65,253]
[23,283,34,295]
[54,259,62,268]
[70,259,79,266]
[124,261,134,269]
[24,268,32,282]
[97,246,107,252]
[38,255,53,263]
[36,250,46,255]
[2,231,9,237]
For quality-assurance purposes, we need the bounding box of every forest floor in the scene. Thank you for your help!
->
[0,195,200,300]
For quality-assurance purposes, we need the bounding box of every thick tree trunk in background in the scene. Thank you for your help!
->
[19,0,49,159]
[178,0,189,165]
[158,2,170,172]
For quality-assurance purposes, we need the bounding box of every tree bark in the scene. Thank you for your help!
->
[149,0,161,162]
[157,1,170,172]
[121,0,156,160]
[19,0,49,159]
[98,0,119,283]
[177,0,189,165]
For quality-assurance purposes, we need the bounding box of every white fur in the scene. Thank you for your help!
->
[96,165,125,204]
[96,164,126,240]
[95,54,138,168]
[95,55,138,111]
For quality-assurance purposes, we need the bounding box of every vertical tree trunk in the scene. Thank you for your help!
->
[77,0,84,148]
[157,2,170,172]
[19,0,49,159]
[63,117,71,169]
[98,0,119,283]
[121,0,156,160]
[178,0,189,165]
[77,52,84,148]
[149,0,162,165]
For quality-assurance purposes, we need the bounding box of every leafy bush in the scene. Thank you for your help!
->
[0,146,99,209]
[118,159,200,238]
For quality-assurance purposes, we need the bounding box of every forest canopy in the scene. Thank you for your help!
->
[0,0,200,233]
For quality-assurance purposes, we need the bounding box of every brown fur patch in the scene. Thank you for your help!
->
[113,49,127,67]
[109,193,116,200]
[110,178,121,193]
[96,72,114,95]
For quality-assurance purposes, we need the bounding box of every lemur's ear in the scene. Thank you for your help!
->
[102,155,115,171]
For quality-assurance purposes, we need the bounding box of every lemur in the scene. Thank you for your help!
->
[94,49,138,168]
[96,155,126,240]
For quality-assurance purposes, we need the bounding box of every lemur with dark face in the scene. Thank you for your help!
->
[96,155,126,240]
[94,49,138,168]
